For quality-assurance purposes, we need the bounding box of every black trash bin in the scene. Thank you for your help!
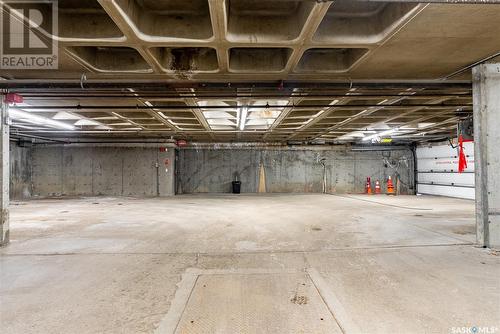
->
[232,181,241,194]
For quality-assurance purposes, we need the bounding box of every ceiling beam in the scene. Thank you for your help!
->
[15,104,472,111]
[0,81,473,90]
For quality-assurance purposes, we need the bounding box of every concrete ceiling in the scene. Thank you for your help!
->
[8,84,473,143]
[1,0,499,143]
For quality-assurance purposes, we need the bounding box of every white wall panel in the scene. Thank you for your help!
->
[417,142,475,200]
[416,142,474,159]
[417,184,475,200]
[418,172,475,187]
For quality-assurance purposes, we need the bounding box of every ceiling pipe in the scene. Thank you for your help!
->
[13,104,473,110]
[14,93,472,99]
[10,133,70,143]
[0,80,473,90]
[444,51,500,80]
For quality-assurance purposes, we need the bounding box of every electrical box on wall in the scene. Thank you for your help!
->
[458,117,474,141]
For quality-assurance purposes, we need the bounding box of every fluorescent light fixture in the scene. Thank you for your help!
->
[239,107,248,131]
[94,116,119,120]
[9,108,76,130]
[315,110,326,118]
[52,111,82,120]
[127,88,139,97]
[144,101,160,110]
[94,125,113,130]
[418,122,435,128]
[74,119,101,126]
[335,134,356,141]
[350,131,367,138]
[362,128,399,142]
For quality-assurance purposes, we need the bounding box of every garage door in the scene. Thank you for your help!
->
[416,142,475,200]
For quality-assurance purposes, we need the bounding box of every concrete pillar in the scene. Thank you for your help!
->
[0,95,10,246]
[473,64,500,249]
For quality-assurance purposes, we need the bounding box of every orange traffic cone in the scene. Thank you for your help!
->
[387,176,395,195]
[375,180,381,194]
[365,177,372,195]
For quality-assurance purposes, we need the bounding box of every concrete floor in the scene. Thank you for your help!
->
[0,194,499,333]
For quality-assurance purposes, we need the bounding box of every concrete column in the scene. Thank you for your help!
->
[473,64,500,249]
[0,95,10,246]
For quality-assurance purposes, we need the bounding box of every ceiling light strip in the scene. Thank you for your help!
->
[9,108,76,130]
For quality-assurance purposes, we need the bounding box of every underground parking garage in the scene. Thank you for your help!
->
[0,0,500,333]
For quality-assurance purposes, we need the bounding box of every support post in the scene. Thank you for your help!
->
[0,95,10,246]
[473,64,500,249]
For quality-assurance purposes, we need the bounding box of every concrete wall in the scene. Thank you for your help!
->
[177,147,414,194]
[10,143,32,199]
[10,145,414,197]
[29,145,175,197]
